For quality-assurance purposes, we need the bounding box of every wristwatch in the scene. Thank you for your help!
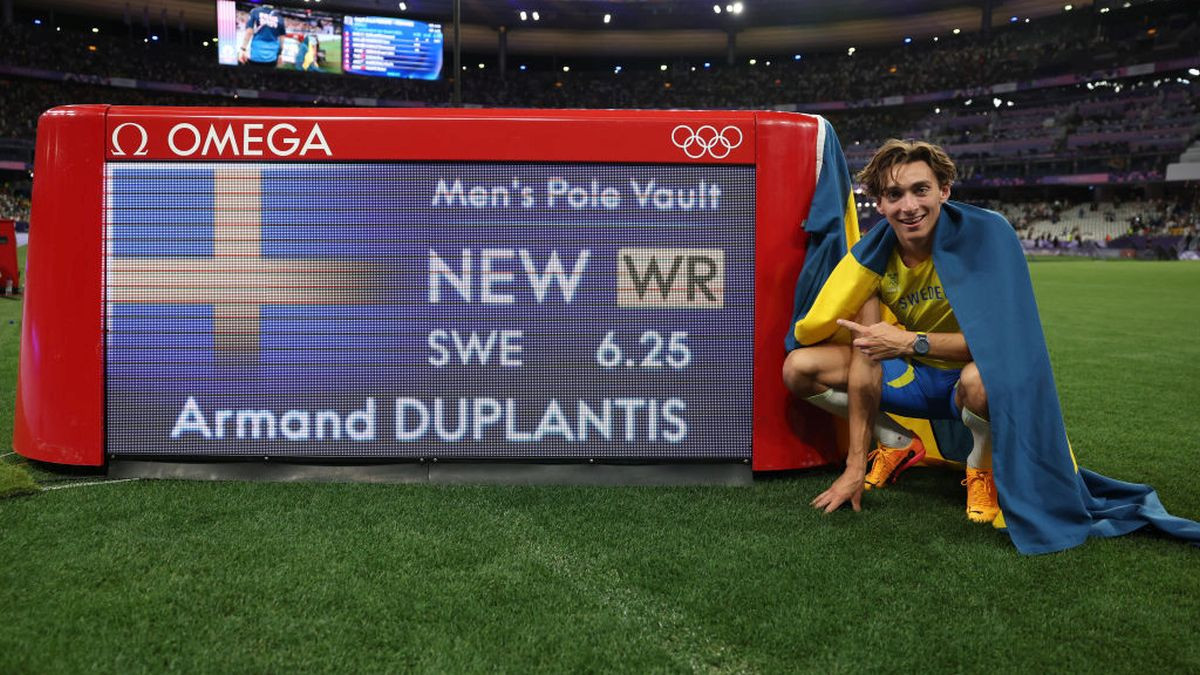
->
[912,332,930,356]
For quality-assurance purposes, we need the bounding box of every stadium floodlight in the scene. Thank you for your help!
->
[992,98,1002,107]
[953,28,961,34]
[1010,16,1018,22]
[748,58,756,65]
[1189,68,1200,76]
[603,13,611,24]
[1100,7,1110,12]
[904,36,912,44]
[562,65,569,72]
[732,2,744,14]
[1064,4,1073,10]
[703,62,710,68]
[33,19,41,25]
[477,63,485,69]
[519,10,527,20]
[660,64,667,71]
[399,2,407,9]
[91,27,99,33]
[519,64,526,70]
[532,11,540,20]
[847,46,855,55]
[793,54,801,60]
[713,4,721,13]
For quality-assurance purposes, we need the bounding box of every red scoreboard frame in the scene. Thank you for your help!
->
[14,105,839,471]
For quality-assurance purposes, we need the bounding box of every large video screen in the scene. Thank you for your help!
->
[216,1,443,80]
[103,162,755,460]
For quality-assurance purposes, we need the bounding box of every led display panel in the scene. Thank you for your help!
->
[104,162,755,460]
[343,16,444,80]
[217,1,344,74]
[216,1,443,80]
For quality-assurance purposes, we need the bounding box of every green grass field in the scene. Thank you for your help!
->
[3,257,1198,672]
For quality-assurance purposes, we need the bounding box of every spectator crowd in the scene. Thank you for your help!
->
[0,0,1196,237]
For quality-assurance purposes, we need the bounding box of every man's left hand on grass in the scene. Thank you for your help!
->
[811,467,865,513]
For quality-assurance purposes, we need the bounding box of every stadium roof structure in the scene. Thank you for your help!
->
[26,0,1109,55]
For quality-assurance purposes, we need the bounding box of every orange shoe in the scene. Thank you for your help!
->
[962,467,1000,523]
[863,437,925,490]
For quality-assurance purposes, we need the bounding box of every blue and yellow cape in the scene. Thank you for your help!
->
[789,120,1200,554]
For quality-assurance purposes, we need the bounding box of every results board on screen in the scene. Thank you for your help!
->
[105,162,755,460]
[343,15,443,80]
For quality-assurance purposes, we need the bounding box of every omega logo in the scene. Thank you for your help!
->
[110,121,333,158]
[110,122,149,156]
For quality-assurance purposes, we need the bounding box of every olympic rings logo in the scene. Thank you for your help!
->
[671,124,743,159]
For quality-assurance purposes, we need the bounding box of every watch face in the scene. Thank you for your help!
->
[914,335,930,355]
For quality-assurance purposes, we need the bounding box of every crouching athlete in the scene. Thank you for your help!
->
[783,139,998,522]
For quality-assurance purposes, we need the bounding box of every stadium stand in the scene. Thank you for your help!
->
[0,0,1197,253]
[0,183,29,227]
[1,0,1196,110]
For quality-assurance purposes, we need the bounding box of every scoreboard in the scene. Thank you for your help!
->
[15,107,840,475]
[342,15,443,80]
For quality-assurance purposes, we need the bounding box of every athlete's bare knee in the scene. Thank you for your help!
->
[956,362,988,417]
[782,349,821,397]
[783,345,849,397]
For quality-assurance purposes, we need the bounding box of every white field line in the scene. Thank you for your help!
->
[0,451,15,459]
[42,478,140,491]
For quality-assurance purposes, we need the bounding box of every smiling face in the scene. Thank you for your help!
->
[876,160,951,259]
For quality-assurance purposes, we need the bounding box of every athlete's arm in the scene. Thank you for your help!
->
[810,297,881,514]
[836,320,972,363]
[238,19,255,63]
